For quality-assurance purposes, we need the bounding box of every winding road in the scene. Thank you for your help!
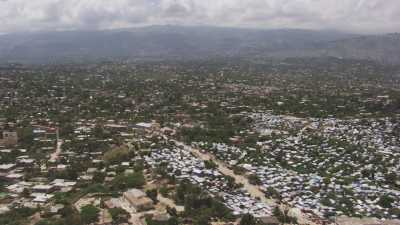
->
[165,135,319,225]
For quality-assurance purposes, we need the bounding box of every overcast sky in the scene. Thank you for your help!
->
[0,0,399,34]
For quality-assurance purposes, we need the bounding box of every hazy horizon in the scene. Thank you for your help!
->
[0,25,364,36]
[0,0,399,35]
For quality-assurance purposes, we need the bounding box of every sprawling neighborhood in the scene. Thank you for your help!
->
[0,59,400,225]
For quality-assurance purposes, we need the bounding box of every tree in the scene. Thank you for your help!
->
[22,188,31,198]
[166,206,177,217]
[248,174,262,185]
[54,192,72,205]
[125,172,145,188]
[0,207,37,225]
[80,205,100,225]
[167,217,179,225]
[146,189,158,203]
[385,172,398,186]
[225,175,236,189]
[111,171,145,190]
[35,218,64,225]
[194,213,211,225]
[159,186,170,197]
[211,200,233,220]
[204,160,218,169]
[232,166,246,175]
[93,125,107,139]
[17,126,34,147]
[265,187,281,200]
[59,123,74,138]
[108,207,130,225]
[273,206,297,224]
[378,195,395,208]
[84,184,108,194]
[103,146,130,165]
[66,168,79,180]
[240,214,256,225]
[60,204,81,224]
[93,171,106,183]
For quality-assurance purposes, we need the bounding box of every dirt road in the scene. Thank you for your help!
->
[50,139,63,161]
[170,138,319,225]
[181,142,275,205]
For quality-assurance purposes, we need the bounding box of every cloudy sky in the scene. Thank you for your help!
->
[0,0,399,34]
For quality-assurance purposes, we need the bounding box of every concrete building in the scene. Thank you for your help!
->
[123,189,154,212]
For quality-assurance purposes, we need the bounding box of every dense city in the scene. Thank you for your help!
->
[0,58,400,225]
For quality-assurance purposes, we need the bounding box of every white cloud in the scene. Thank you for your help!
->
[0,0,399,34]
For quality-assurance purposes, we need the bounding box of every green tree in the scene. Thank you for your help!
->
[111,171,145,190]
[80,205,100,225]
[103,146,131,165]
[93,171,106,183]
[378,195,395,208]
[108,207,130,225]
[146,189,158,203]
[22,188,31,198]
[273,206,297,224]
[17,126,34,146]
[240,214,256,225]
[385,172,398,186]
[204,160,218,170]
[248,174,262,185]
[125,171,145,188]
[194,213,211,225]
[35,218,64,225]
[167,217,179,225]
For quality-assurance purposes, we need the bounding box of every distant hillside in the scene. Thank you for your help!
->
[320,34,400,64]
[0,26,398,64]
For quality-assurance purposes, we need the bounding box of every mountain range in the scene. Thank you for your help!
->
[0,26,399,64]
